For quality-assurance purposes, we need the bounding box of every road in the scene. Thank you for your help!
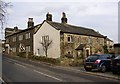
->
[2,55,120,83]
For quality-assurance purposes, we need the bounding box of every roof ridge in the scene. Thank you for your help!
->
[46,21,105,38]
[47,20,96,31]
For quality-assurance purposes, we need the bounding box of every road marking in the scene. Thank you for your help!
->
[33,70,63,81]
[15,63,26,68]
[0,77,4,82]
[6,60,12,63]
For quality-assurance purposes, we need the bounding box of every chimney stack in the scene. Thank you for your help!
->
[28,18,34,28]
[61,12,67,23]
[46,12,52,21]
[13,26,18,32]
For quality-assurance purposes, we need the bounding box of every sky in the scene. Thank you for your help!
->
[2,0,119,43]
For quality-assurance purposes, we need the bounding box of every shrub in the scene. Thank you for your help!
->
[17,52,26,58]
[29,55,60,65]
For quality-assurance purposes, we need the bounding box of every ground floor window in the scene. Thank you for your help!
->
[26,46,30,52]
[12,47,16,52]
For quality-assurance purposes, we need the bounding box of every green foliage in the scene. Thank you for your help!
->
[80,52,84,59]
[69,58,84,66]
[103,45,108,53]
[60,57,84,66]
[17,52,26,58]
[29,56,60,65]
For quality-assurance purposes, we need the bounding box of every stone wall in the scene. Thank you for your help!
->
[60,33,104,58]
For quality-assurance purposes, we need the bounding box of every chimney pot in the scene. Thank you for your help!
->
[14,26,18,32]
[61,12,67,23]
[46,12,52,21]
[28,18,34,28]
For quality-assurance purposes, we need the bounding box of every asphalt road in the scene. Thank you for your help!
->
[2,55,120,83]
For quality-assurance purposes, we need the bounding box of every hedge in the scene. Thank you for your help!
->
[29,55,60,65]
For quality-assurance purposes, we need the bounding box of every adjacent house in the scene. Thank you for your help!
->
[5,18,41,56]
[114,43,120,56]
[5,12,113,58]
[105,37,114,52]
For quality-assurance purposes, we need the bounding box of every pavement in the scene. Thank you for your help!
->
[55,66,120,80]
[3,54,120,81]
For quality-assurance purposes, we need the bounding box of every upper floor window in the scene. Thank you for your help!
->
[96,38,103,45]
[25,33,30,39]
[19,35,23,41]
[67,35,73,43]
[87,37,92,44]
[99,39,103,45]
[41,35,49,43]
[13,37,16,42]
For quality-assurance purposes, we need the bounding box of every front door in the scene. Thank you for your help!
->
[86,50,89,57]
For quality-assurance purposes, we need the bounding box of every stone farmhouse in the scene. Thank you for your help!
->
[5,12,114,58]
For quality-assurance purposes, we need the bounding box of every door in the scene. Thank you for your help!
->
[86,50,89,57]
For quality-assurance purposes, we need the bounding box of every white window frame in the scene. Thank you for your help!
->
[41,35,49,43]
[19,35,23,41]
[26,46,30,52]
[25,33,30,39]
[13,37,16,42]
[67,35,73,43]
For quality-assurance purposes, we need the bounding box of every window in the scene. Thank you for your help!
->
[99,39,103,45]
[87,37,92,44]
[12,47,16,52]
[26,46,30,52]
[19,35,23,41]
[41,35,49,43]
[68,37,70,42]
[25,33,30,39]
[67,35,73,43]
[13,37,16,42]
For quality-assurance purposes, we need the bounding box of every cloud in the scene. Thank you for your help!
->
[4,0,119,2]
[4,1,118,42]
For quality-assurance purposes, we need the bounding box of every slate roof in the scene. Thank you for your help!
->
[106,38,113,42]
[47,21,105,38]
[5,24,41,37]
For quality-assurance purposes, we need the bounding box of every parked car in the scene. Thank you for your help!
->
[111,55,120,74]
[84,54,113,72]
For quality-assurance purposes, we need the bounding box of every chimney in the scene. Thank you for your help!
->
[61,12,67,23]
[46,12,52,21]
[14,26,18,31]
[28,18,34,28]
[14,26,18,32]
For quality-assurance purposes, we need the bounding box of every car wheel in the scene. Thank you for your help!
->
[85,68,92,71]
[101,65,106,73]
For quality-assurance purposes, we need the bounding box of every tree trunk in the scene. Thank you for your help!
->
[45,49,47,57]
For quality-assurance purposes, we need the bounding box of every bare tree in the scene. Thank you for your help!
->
[40,35,52,57]
[0,0,11,38]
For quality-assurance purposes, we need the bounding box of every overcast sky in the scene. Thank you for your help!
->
[2,0,119,43]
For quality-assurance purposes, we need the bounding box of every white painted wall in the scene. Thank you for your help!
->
[33,21,60,58]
